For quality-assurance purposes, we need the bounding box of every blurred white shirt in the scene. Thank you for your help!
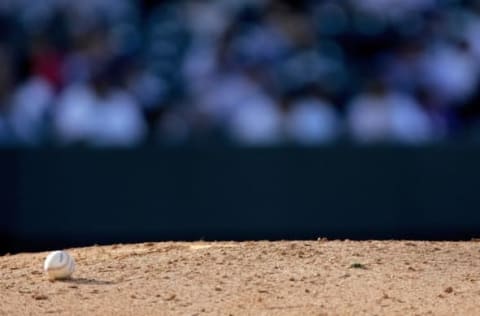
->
[285,97,340,145]
[419,44,478,104]
[197,72,261,123]
[229,93,283,146]
[90,91,147,146]
[347,90,434,144]
[55,84,147,146]
[54,84,96,143]
[10,77,54,144]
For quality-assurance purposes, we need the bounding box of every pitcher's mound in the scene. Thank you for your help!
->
[1,240,480,315]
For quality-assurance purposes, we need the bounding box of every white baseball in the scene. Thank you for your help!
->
[43,250,75,280]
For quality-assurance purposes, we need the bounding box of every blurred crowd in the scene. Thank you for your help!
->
[1,0,480,146]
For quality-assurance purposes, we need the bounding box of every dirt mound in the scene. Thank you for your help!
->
[1,240,480,315]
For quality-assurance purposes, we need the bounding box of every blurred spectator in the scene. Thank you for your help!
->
[228,91,283,146]
[0,0,479,146]
[419,41,479,105]
[54,73,147,147]
[347,81,434,144]
[10,77,54,145]
[285,96,341,145]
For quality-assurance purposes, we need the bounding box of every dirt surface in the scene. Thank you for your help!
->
[1,240,480,315]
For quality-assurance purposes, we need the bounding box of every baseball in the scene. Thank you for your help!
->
[43,250,75,280]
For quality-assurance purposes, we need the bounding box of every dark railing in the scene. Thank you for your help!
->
[2,145,480,253]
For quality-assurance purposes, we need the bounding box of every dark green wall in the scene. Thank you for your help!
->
[2,146,480,252]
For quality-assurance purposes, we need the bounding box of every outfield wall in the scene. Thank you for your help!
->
[1,146,480,253]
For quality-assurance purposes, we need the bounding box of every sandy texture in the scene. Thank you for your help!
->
[1,240,480,315]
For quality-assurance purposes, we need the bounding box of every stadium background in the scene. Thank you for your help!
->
[2,0,480,253]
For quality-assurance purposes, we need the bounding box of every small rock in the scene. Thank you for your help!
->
[32,294,48,300]
[350,263,367,269]
[18,289,31,294]
[165,294,176,301]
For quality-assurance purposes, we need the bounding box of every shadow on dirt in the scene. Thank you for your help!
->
[62,278,115,285]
